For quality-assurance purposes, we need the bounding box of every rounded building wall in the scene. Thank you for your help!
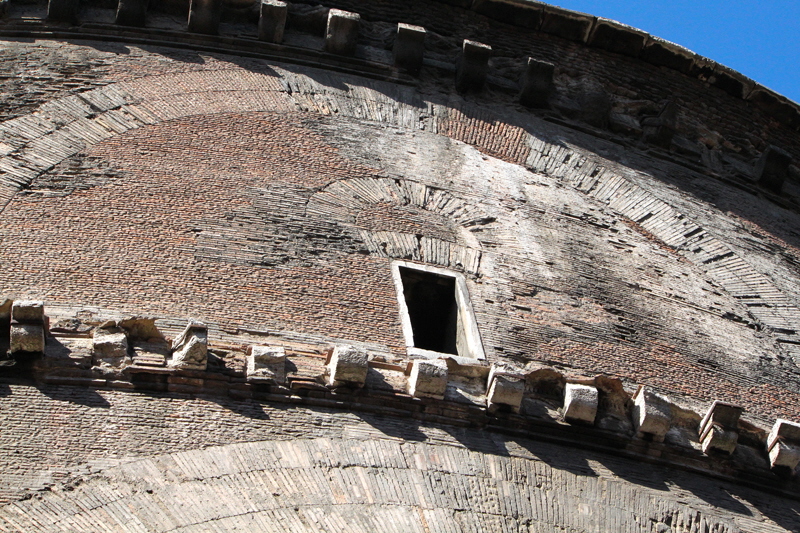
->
[0,0,800,531]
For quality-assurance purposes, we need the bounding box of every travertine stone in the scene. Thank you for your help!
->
[393,23,426,75]
[325,9,360,56]
[115,0,149,27]
[642,101,678,149]
[10,323,44,353]
[699,401,743,455]
[11,300,44,323]
[247,345,286,383]
[47,0,80,24]
[563,383,598,424]
[92,326,130,367]
[258,0,288,44]
[756,145,792,193]
[169,320,208,370]
[486,365,525,412]
[188,0,223,35]
[632,387,671,442]
[455,40,492,93]
[117,316,162,341]
[0,299,12,323]
[519,57,554,108]
[408,359,448,399]
[767,419,800,471]
[327,345,368,387]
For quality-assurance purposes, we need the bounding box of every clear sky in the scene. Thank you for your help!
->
[548,1,800,103]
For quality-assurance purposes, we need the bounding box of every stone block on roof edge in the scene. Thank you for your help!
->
[258,0,288,44]
[92,326,130,367]
[169,320,208,370]
[394,23,426,75]
[327,345,368,387]
[456,40,492,93]
[325,9,360,56]
[188,0,223,35]
[408,359,448,399]
[767,419,800,472]
[540,5,594,42]
[486,365,525,412]
[247,345,287,384]
[10,323,45,354]
[11,300,44,324]
[563,383,598,424]
[641,37,694,74]
[632,387,671,442]
[588,18,648,57]
[471,0,544,29]
[115,0,149,27]
[698,401,743,455]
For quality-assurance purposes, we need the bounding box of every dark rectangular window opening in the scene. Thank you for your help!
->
[398,266,459,355]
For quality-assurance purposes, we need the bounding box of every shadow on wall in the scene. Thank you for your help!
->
[37,384,111,408]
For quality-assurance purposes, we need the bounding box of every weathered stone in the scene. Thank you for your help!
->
[486,365,525,412]
[641,37,695,74]
[519,57,554,108]
[540,5,594,42]
[93,326,130,367]
[0,299,11,324]
[588,18,648,57]
[767,419,800,472]
[258,0,288,44]
[117,316,163,341]
[324,9,360,56]
[247,345,286,383]
[642,101,678,149]
[47,0,80,24]
[472,0,544,30]
[455,40,492,93]
[699,401,743,455]
[10,323,45,354]
[327,344,368,387]
[756,145,792,193]
[115,0,149,27]
[563,383,598,424]
[632,387,671,442]
[169,320,208,370]
[0,0,8,19]
[188,0,223,35]
[11,300,44,324]
[393,23,426,75]
[408,359,448,399]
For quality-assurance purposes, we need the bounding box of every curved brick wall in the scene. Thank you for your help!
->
[0,1,800,531]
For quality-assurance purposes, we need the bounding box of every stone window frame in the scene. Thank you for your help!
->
[391,260,486,361]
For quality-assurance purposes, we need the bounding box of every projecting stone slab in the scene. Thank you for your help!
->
[519,57,554,108]
[699,401,743,455]
[632,387,671,442]
[169,320,208,370]
[408,359,448,399]
[642,101,678,149]
[325,9,360,56]
[10,323,45,354]
[456,40,491,93]
[247,345,286,383]
[756,145,792,193]
[486,365,525,412]
[393,23,426,75]
[48,0,80,24]
[327,345,368,387]
[115,0,149,27]
[11,300,44,323]
[767,419,800,472]
[188,0,223,35]
[258,0,288,44]
[563,383,598,424]
[92,326,130,367]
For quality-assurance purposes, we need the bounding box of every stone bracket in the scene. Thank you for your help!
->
[188,0,223,35]
[169,320,208,371]
[632,387,671,442]
[247,345,287,384]
[519,57,554,108]
[408,359,448,399]
[393,23,426,75]
[115,0,149,27]
[563,383,598,424]
[486,364,524,413]
[756,145,792,193]
[456,40,492,93]
[767,419,800,473]
[698,401,743,455]
[258,0,288,44]
[327,344,368,387]
[325,9,360,56]
[9,301,46,356]
[48,0,80,24]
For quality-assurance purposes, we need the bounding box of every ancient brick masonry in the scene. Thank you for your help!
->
[0,0,799,531]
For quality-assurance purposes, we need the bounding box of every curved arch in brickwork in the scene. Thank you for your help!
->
[1,64,797,356]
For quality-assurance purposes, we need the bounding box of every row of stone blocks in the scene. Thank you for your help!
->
[3,301,800,474]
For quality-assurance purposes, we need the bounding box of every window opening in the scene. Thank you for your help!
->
[391,260,485,360]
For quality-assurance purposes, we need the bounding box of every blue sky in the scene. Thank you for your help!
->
[549,1,800,103]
